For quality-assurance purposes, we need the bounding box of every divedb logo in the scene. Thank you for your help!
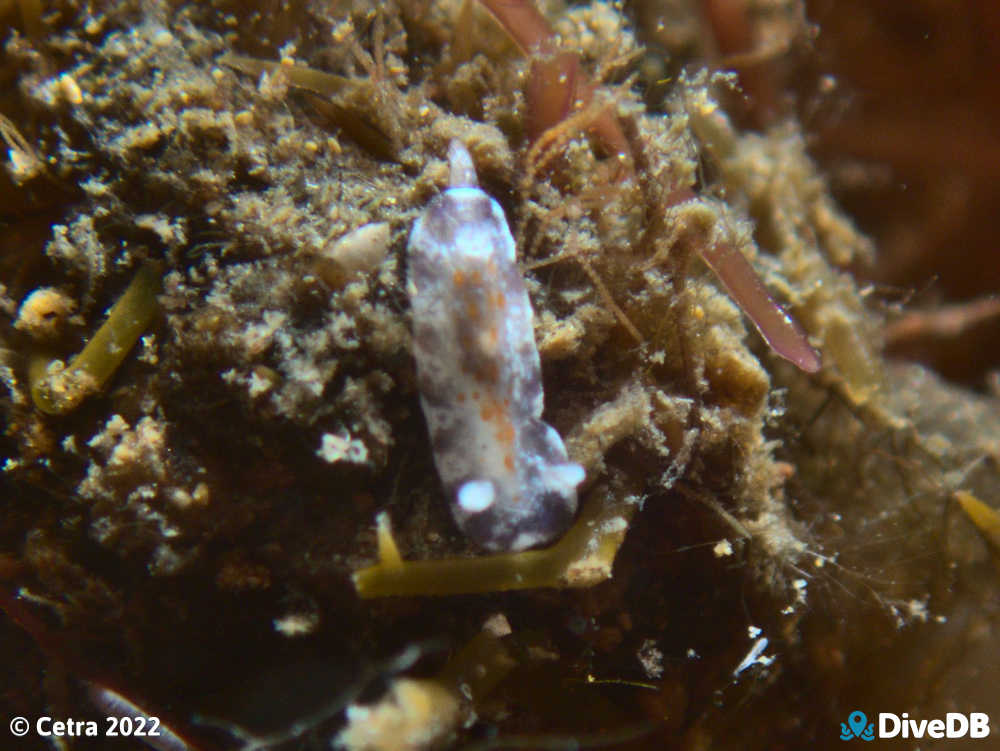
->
[840,710,991,741]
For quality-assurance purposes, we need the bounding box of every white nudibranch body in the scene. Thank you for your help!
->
[407,141,585,551]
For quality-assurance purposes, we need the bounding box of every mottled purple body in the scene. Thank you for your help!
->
[407,142,584,551]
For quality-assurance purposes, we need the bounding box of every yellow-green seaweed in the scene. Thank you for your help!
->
[217,53,354,98]
[955,490,1000,552]
[218,52,400,161]
[435,628,515,709]
[353,487,636,598]
[29,264,161,415]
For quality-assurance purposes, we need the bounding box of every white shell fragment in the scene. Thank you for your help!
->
[314,221,391,289]
[407,141,585,551]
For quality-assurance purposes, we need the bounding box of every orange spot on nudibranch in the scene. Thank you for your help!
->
[469,360,500,385]
[496,420,515,446]
[504,454,514,471]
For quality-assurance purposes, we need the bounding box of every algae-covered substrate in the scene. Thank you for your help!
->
[1,1,998,749]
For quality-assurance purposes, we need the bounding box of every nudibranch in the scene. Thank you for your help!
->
[407,141,585,552]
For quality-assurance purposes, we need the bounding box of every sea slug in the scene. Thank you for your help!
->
[407,141,585,551]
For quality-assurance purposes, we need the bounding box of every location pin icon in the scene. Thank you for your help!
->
[848,711,867,738]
